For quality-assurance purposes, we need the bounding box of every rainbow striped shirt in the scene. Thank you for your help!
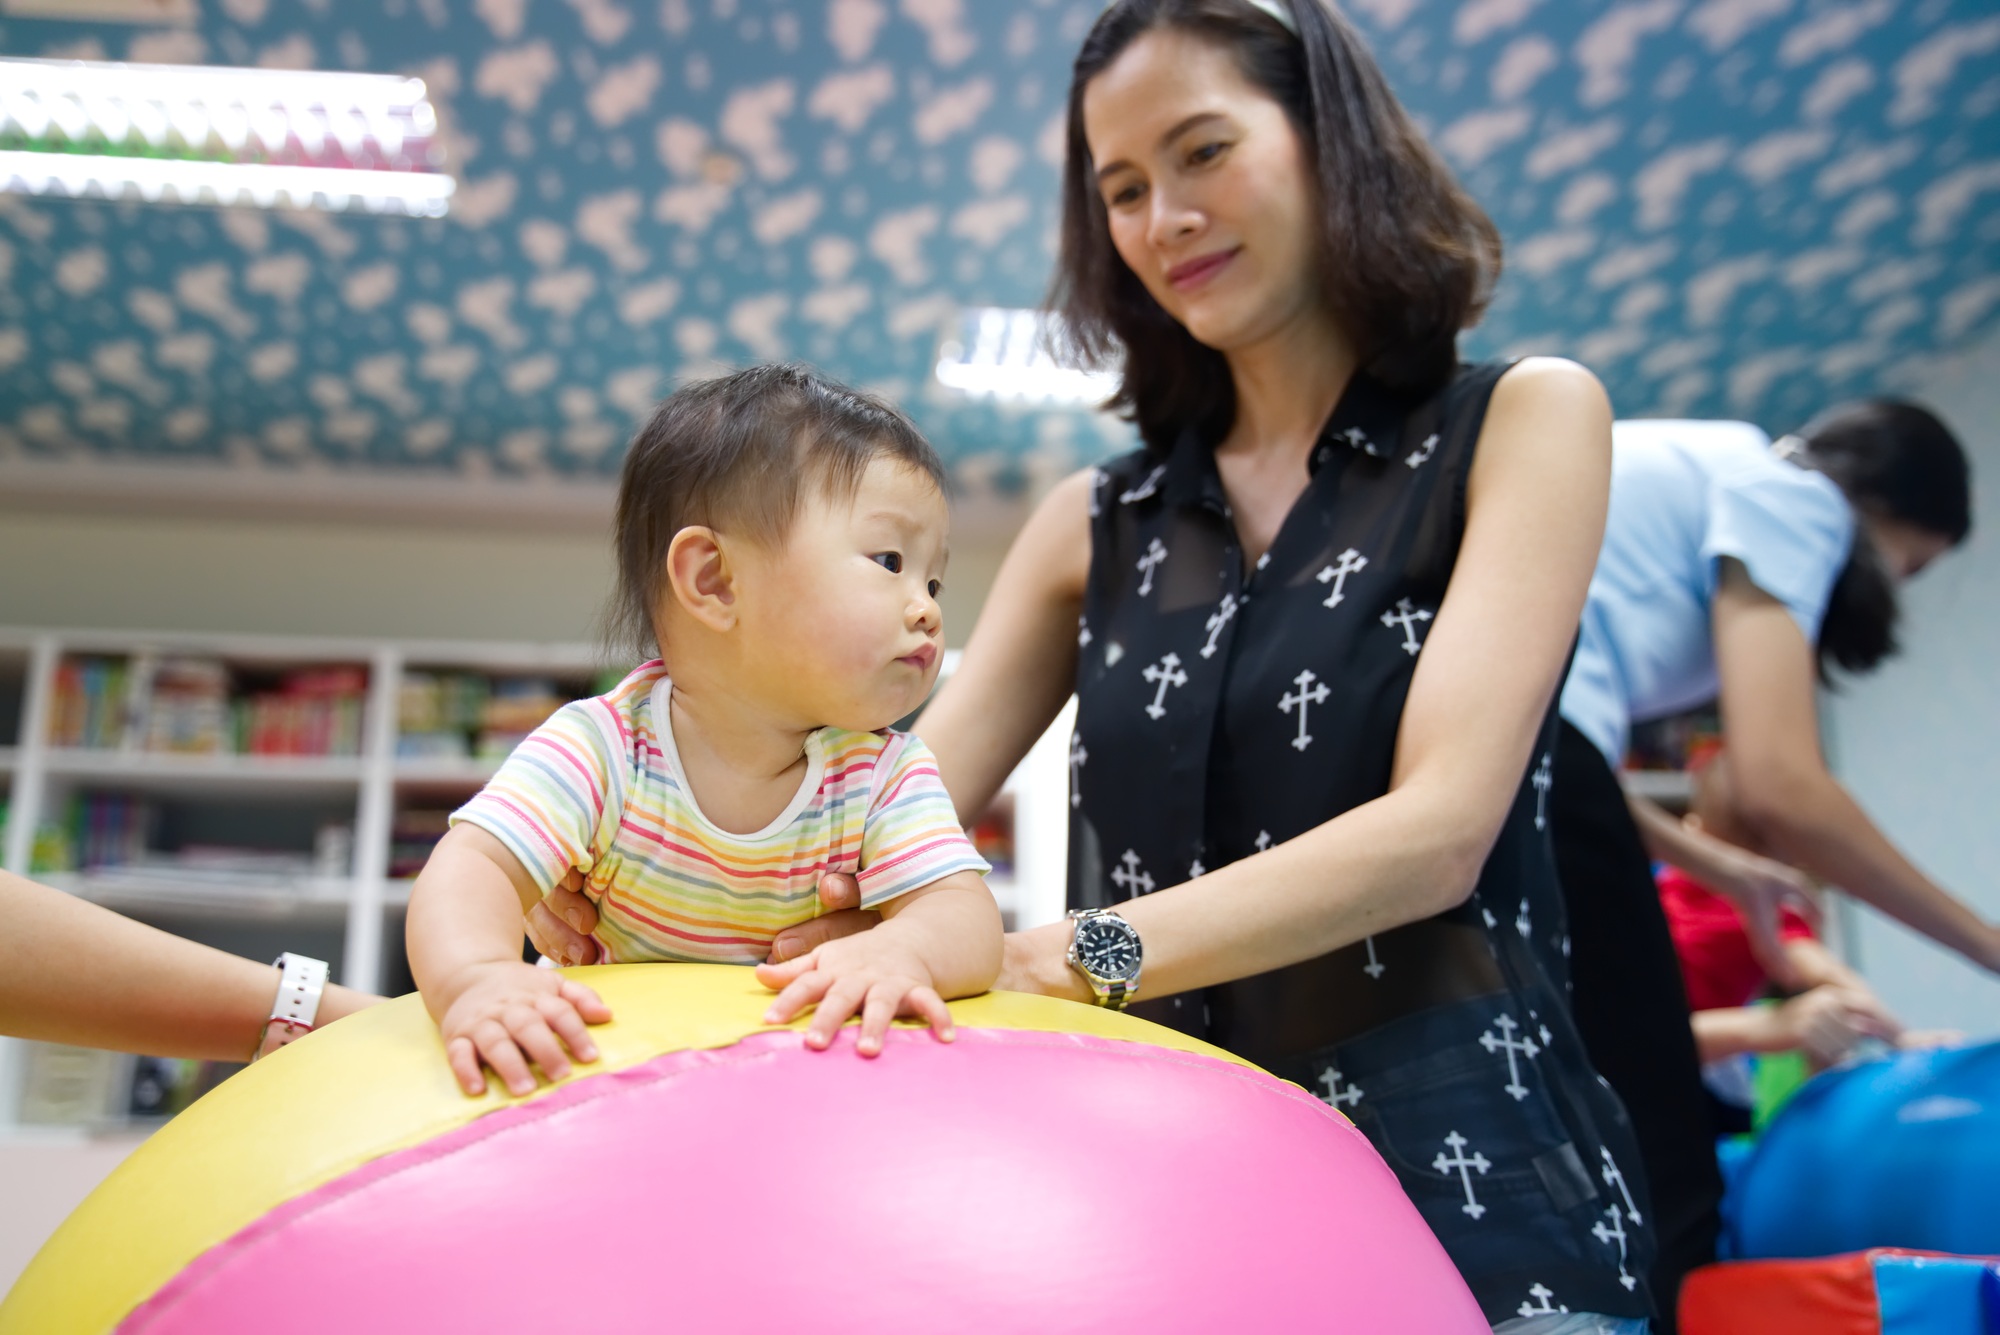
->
[452,662,989,965]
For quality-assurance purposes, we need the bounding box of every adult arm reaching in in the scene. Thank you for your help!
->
[1710,559,2000,977]
[0,869,382,1061]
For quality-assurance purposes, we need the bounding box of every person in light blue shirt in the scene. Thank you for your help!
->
[1547,399,1999,1320]
[1561,419,1855,769]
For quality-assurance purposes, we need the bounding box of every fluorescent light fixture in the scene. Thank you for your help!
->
[934,308,1121,406]
[0,56,453,216]
[0,151,455,215]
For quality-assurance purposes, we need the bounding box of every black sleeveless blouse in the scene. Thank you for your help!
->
[1068,363,1657,1325]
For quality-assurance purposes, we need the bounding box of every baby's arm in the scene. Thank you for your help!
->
[407,824,612,1096]
[755,869,1002,1055]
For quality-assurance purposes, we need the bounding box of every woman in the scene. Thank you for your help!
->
[1550,401,1996,1313]
[542,2,1658,1327]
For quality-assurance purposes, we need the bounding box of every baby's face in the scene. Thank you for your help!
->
[733,456,948,732]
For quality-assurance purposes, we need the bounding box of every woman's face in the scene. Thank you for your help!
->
[1083,28,1327,355]
[1861,513,1955,583]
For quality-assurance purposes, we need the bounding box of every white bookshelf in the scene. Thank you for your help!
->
[0,626,1074,1138]
[0,627,609,988]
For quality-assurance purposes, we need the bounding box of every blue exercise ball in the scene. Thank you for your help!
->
[1727,1040,2000,1258]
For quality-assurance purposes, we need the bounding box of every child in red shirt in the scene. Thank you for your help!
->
[1653,751,1906,1069]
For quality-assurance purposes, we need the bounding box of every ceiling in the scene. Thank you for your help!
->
[1,0,1996,498]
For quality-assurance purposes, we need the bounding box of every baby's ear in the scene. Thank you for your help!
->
[664,526,737,630]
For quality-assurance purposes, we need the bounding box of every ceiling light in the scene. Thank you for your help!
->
[0,56,455,216]
[933,308,1121,406]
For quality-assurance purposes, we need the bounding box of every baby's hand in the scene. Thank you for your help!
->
[756,932,954,1057]
[434,960,612,1097]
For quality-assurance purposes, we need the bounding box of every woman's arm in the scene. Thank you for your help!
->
[1005,358,1617,1000]
[0,870,381,1061]
[1625,791,1818,990]
[915,467,1094,823]
[1711,561,2000,974]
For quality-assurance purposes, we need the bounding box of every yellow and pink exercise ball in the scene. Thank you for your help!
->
[1,964,1484,1333]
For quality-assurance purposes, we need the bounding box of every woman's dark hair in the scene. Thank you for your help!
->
[1789,398,1972,680]
[606,363,946,658]
[1050,0,1504,450]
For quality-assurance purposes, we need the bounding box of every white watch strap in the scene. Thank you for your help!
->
[269,953,330,1033]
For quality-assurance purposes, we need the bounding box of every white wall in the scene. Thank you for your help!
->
[0,506,1013,647]
[1825,329,2000,1036]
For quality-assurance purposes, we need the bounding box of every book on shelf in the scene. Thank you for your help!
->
[390,806,453,879]
[48,654,130,750]
[398,671,585,763]
[29,786,354,889]
[48,653,369,759]
[16,1041,242,1129]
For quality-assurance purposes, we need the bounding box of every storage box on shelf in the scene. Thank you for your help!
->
[1620,706,1720,809]
[0,629,1075,1139]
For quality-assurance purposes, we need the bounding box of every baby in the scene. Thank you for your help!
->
[407,364,1003,1097]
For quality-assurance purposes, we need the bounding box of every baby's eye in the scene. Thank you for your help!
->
[872,552,903,574]
[927,579,942,598]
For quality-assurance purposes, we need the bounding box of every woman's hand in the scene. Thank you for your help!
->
[1692,822,1823,989]
[997,921,1092,1002]
[524,869,600,966]
[528,870,886,967]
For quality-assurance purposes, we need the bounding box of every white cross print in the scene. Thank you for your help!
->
[1517,1285,1568,1319]
[1200,593,1238,659]
[1433,1131,1492,1220]
[1406,432,1439,469]
[1135,537,1168,597]
[1478,1013,1541,1102]
[1088,468,1108,517]
[1078,616,1092,649]
[1593,1204,1638,1290]
[1119,464,1165,504]
[1142,652,1186,720]
[1601,1147,1644,1225]
[1189,858,1205,878]
[1531,1009,1554,1048]
[1254,830,1272,852]
[1110,849,1155,898]
[1531,753,1553,830]
[1338,424,1378,455]
[1516,897,1532,940]
[1315,548,1368,609]
[1279,669,1330,751]
[1317,1066,1363,1109]
[1068,734,1087,808]
[1362,935,1386,979]
[1381,598,1433,655]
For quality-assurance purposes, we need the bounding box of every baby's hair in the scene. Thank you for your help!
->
[606,363,947,658]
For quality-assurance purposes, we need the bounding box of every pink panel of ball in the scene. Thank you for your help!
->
[122,1029,1486,1334]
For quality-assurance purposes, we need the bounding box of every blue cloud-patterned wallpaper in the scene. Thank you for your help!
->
[0,0,1996,493]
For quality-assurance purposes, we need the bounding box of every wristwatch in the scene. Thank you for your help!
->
[256,952,330,1060]
[1067,908,1143,1010]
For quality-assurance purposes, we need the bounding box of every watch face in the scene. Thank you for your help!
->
[1076,916,1141,980]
